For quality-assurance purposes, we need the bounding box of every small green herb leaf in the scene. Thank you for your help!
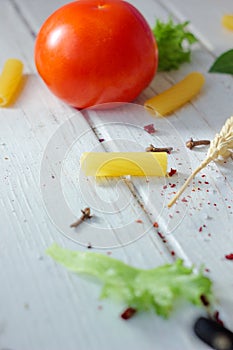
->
[152,18,198,71]
[209,49,233,74]
[47,243,213,318]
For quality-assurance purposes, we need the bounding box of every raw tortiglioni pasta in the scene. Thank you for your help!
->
[144,72,205,116]
[0,59,23,106]
[80,152,167,177]
[222,15,233,30]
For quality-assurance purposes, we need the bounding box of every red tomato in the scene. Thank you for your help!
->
[34,0,158,109]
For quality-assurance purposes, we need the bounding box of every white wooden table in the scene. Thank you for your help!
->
[1,1,233,349]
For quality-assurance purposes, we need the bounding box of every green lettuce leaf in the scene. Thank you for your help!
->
[47,243,212,318]
[153,18,198,71]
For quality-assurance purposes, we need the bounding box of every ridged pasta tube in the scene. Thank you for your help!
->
[80,152,167,177]
[0,59,23,107]
[144,72,205,116]
[222,15,233,30]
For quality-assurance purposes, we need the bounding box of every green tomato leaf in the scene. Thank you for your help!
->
[47,243,213,318]
[209,49,233,74]
[152,18,198,71]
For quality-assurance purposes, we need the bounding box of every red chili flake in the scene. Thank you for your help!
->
[171,251,175,256]
[213,311,224,327]
[153,222,159,228]
[99,138,105,142]
[143,124,156,134]
[213,203,217,207]
[199,226,203,232]
[204,181,209,185]
[201,174,206,178]
[136,219,143,224]
[163,185,167,190]
[181,197,188,203]
[205,268,210,272]
[200,294,209,307]
[170,183,176,188]
[168,168,177,177]
[87,243,92,249]
[121,307,137,320]
[225,253,233,260]
[157,231,165,239]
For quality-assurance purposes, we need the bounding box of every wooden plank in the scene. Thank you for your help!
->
[0,3,177,350]
[1,0,233,349]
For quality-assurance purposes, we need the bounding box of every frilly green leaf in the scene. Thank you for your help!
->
[152,18,198,71]
[47,243,213,318]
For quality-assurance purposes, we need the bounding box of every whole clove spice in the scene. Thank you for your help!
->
[186,138,210,150]
[70,207,92,228]
[146,144,173,154]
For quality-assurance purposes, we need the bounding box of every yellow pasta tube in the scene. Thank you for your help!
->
[80,152,167,177]
[0,58,23,106]
[222,15,233,30]
[144,72,205,116]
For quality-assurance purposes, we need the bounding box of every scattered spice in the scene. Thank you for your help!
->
[213,311,224,327]
[99,138,105,142]
[87,243,92,249]
[146,144,173,154]
[157,231,166,243]
[136,219,143,224]
[153,222,159,228]
[143,124,156,134]
[186,138,210,150]
[121,307,137,320]
[70,207,92,228]
[199,226,203,232]
[200,294,210,307]
[168,116,233,207]
[168,168,177,177]
[225,253,233,260]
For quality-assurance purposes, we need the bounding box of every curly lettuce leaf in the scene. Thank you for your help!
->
[153,18,198,71]
[47,243,212,318]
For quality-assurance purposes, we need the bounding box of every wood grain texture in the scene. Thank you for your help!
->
[1,0,233,349]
